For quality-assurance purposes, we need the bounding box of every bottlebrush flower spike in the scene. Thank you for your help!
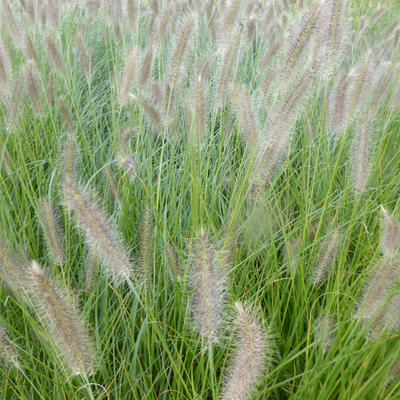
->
[350,115,371,195]
[221,302,271,400]
[62,139,133,284]
[356,255,400,321]
[381,207,400,256]
[190,228,226,343]
[315,314,335,354]
[27,261,95,376]
[313,227,341,284]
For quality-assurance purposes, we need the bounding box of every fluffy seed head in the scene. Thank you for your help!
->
[220,302,271,400]
[356,256,400,321]
[381,207,400,256]
[63,178,133,284]
[350,115,371,195]
[190,229,226,343]
[27,261,95,376]
[313,227,341,284]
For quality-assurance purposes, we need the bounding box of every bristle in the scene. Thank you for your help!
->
[63,179,133,284]
[190,229,225,343]
[381,207,400,256]
[27,261,95,376]
[313,227,341,284]
[220,302,270,400]
[39,198,65,265]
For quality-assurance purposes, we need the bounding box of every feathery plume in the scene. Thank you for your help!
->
[315,314,335,354]
[168,15,194,88]
[190,59,210,145]
[381,207,400,256]
[283,4,321,74]
[190,229,225,343]
[25,62,43,115]
[381,294,400,332]
[7,71,25,124]
[27,261,95,375]
[63,179,133,284]
[24,34,39,67]
[58,98,74,133]
[220,302,270,400]
[129,94,163,133]
[0,324,19,368]
[350,115,371,195]
[46,35,65,75]
[327,70,349,136]
[139,206,153,287]
[216,29,241,106]
[166,241,181,281]
[140,45,154,87]
[313,227,340,284]
[75,33,91,79]
[217,0,242,47]
[39,198,65,265]
[254,59,320,187]
[119,48,137,107]
[356,256,400,321]
[230,84,259,151]
[347,50,372,117]
[0,44,11,98]
[322,0,346,64]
